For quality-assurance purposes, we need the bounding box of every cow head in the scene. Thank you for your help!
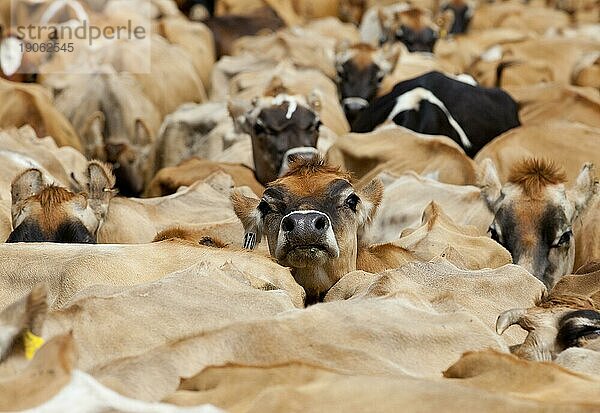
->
[339,0,367,25]
[103,119,153,198]
[335,42,400,122]
[378,7,440,52]
[440,0,474,35]
[479,158,597,288]
[231,156,383,302]
[7,161,116,243]
[228,79,323,185]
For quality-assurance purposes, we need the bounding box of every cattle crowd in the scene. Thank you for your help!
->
[0,0,599,411]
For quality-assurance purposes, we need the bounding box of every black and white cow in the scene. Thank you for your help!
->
[351,71,520,157]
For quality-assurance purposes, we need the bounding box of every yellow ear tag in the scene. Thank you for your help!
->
[23,330,45,360]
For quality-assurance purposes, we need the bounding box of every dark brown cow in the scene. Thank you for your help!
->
[228,83,323,185]
[378,7,440,53]
[202,7,285,57]
[232,156,409,303]
[335,42,400,122]
[479,158,597,289]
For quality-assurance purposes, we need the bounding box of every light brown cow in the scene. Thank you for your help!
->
[479,158,597,288]
[232,156,420,301]
[7,161,243,244]
[495,261,600,363]
[364,171,492,243]
[504,84,600,129]
[146,158,264,197]
[469,2,570,34]
[0,79,82,152]
[327,125,478,186]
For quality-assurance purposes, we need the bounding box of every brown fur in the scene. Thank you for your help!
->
[357,243,415,274]
[508,158,567,197]
[398,8,428,31]
[32,186,77,209]
[153,227,228,248]
[272,156,353,198]
[539,294,597,310]
[348,44,379,71]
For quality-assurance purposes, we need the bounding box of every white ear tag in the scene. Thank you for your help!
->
[1,37,23,77]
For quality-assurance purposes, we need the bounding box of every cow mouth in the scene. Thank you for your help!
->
[280,244,338,268]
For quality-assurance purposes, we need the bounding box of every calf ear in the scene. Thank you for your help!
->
[231,189,263,249]
[0,283,48,361]
[228,99,254,135]
[377,43,401,73]
[81,111,106,159]
[86,161,116,221]
[11,169,44,223]
[567,163,598,219]
[135,119,152,143]
[357,178,384,227]
[477,158,502,210]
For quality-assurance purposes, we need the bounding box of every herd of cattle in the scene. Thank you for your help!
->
[0,0,599,411]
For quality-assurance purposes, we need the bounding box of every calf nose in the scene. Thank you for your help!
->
[281,211,330,240]
[342,97,369,114]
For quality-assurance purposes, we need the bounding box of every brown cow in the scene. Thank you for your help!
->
[232,156,412,302]
[496,262,600,362]
[7,161,115,243]
[479,158,598,289]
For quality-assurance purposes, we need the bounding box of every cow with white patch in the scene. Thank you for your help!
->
[351,71,520,157]
[228,82,324,185]
[479,158,598,289]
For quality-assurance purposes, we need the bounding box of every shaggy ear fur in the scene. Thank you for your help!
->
[11,169,44,223]
[357,177,384,227]
[567,163,598,219]
[231,189,263,249]
[0,283,48,361]
[86,161,116,221]
[478,158,503,210]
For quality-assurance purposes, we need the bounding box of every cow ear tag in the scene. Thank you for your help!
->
[243,232,257,250]
[23,330,45,360]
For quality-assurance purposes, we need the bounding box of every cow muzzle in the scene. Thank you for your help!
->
[275,210,340,268]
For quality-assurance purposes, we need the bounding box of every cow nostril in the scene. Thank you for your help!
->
[314,216,327,231]
[282,216,295,232]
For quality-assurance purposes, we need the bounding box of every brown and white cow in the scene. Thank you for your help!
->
[479,158,598,289]
[232,156,414,302]
[228,82,324,185]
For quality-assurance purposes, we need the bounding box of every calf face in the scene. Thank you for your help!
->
[7,162,116,243]
[232,157,383,302]
[378,8,439,53]
[229,85,323,185]
[335,42,400,123]
[440,0,473,35]
[480,158,597,289]
[339,0,367,25]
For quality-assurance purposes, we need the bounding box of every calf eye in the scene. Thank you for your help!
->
[488,225,500,243]
[345,193,360,211]
[258,200,272,215]
[376,71,385,83]
[553,230,572,248]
